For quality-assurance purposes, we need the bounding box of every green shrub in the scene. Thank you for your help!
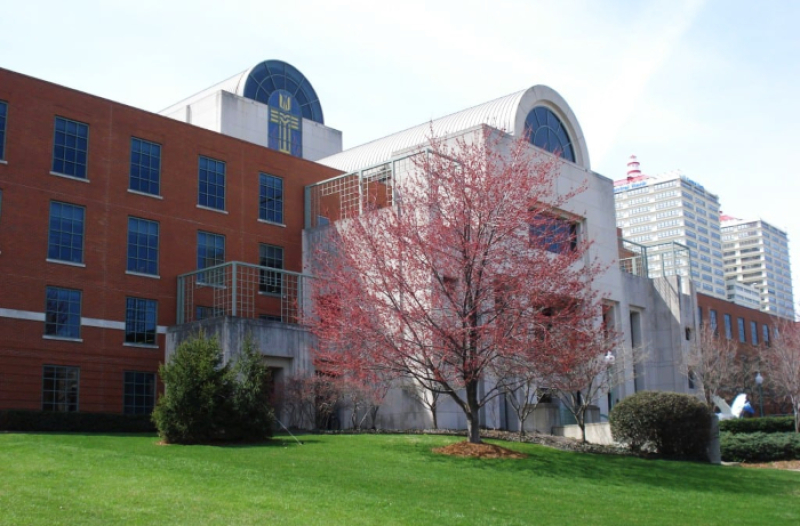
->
[721,431,800,462]
[152,334,236,443]
[152,333,274,444]
[610,391,712,459]
[0,410,155,433]
[227,338,275,441]
[719,416,795,434]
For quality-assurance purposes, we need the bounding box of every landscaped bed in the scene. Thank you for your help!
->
[1,432,797,525]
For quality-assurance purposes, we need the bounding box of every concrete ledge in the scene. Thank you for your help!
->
[552,422,614,445]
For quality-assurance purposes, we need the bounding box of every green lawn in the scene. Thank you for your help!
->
[0,433,797,525]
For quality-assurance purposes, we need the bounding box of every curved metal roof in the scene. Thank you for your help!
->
[159,60,323,123]
[319,85,590,173]
[318,90,527,173]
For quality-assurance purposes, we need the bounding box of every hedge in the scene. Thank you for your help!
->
[719,416,795,434]
[0,410,156,433]
[609,391,712,459]
[721,431,800,462]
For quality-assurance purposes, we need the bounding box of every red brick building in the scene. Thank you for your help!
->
[696,292,785,413]
[0,67,340,414]
[697,293,777,348]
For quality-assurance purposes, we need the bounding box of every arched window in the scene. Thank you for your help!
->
[524,107,575,162]
[243,60,324,124]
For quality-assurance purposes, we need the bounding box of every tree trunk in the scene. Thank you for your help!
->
[465,381,482,444]
[466,409,482,444]
[577,409,587,444]
[370,405,380,430]
[431,405,438,430]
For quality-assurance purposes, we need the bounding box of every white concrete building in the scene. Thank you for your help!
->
[307,90,695,431]
[152,60,699,436]
[721,216,794,320]
[159,59,343,161]
[614,156,726,299]
[725,281,762,310]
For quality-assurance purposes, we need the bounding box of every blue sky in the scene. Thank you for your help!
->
[3,0,798,300]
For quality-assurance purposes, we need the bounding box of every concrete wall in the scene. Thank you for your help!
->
[166,317,314,377]
[163,90,343,162]
[552,422,614,445]
[620,273,696,399]
[521,403,561,434]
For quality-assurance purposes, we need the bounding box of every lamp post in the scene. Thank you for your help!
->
[755,372,764,417]
[605,351,616,412]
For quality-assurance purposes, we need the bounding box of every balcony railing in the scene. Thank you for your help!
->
[619,238,649,277]
[619,239,692,279]
[303,157,417,229]
[176,262,312,325]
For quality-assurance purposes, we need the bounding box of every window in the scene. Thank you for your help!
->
[125,298,157,345]
[259,244,284,294]
[123,371,156,415]
[697,307,703,327]
[48,202,85,264]
[52,116,88,179]
[750,321,758,345]
[763,325,770,347]
[530,216,578,253]
[724,314,732,340]
[45,286,81,339]
[129,138,161,195]
[197,231,225,284]
[259,173,284,223]
[0,100,7,160]
[737,317,745,343]
[196,305,224,320]
[42,365,79,412]
[127,217,159,275]
[242,59,324,123]
[523,107,575,162]
[198,156,225,210]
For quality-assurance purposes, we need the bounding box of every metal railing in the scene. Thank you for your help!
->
[619,239,691,280]
[619,238,649,277]
[305,161,397,229]
[176,262,312,325]
[644,241,691,279]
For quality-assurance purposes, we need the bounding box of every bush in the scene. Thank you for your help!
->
[610,391,712,459]
[721,431,800,462]
[719,416,795,434]
[152,334,234,443]
[227,338,275,441]
[152,333,274,444]
[0,410,155,433]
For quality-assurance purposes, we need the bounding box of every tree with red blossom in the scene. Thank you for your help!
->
[541,320,623,443]
[308,128,610,444]
[763,320,800,432]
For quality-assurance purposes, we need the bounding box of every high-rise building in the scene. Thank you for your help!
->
[721,216,794,320]
[614,156,727,299]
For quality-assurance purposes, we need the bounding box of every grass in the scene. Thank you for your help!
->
[0,432,798,525]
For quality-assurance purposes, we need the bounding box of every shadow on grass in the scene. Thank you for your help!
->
[410,437,798,498]
[5,431,159,439]
[4,431,320,449]
[218,436,323,448]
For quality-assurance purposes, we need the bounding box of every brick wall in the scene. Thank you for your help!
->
[0,68,341,412]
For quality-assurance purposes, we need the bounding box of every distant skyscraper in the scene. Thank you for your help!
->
[721,216,795,320]
[614,156,726,299]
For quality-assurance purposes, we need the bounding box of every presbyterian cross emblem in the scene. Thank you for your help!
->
[268,90,302,157]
